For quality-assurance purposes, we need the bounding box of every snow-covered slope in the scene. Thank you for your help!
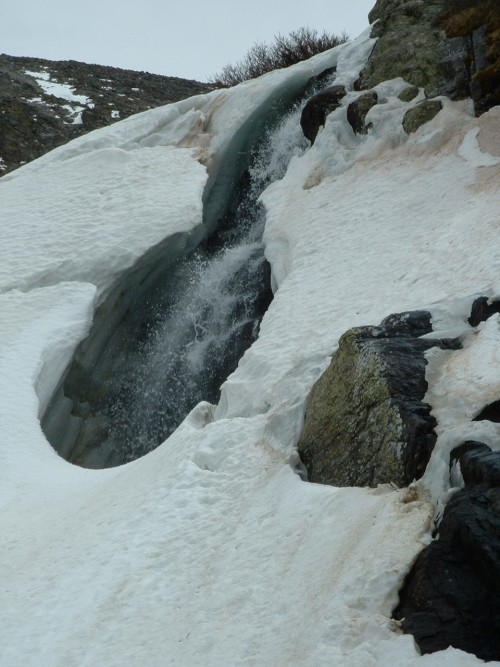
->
[1,28,499,666]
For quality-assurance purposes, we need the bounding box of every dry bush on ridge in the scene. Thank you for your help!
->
[210,27,349,87]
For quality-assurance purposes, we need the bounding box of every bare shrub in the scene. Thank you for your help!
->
[210,27,349,87]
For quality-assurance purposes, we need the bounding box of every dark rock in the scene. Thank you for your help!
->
[451,442,500,488]
[81,104,112,129]
[379,309,433,337]
[346,91,378,135]
[402,100,443,134]
[394,484,500,661]
[474,400,500,424]
[0,53,214,175]
[440,0,500,115]
[0,97,71,170]
[300,85,346,144]
[297,310,458,488]
[398,85,419,102]
[468,296,500,326]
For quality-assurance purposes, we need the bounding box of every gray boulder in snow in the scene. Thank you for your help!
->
[297,310,459,488]
[402,99,443,134]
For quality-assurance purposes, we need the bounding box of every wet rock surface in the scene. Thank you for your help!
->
[297,310,459,488]
[394,441,500,661]
[0,53,213,174]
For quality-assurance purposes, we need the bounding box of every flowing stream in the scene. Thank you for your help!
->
[42,73,333,468]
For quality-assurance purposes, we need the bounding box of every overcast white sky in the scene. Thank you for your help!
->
[2,0,375,81]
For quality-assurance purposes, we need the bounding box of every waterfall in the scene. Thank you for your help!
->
[42,76,329,468]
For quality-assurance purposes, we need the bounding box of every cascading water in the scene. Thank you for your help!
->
[42,75,332,468]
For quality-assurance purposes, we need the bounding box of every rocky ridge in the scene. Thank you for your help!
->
[0,53,213,175]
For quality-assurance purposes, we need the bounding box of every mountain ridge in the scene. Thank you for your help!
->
[0,53,214,175]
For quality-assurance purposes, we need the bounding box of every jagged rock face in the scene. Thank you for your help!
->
[441,0,500,115]
[0,54,213,175]
[359,0,497,116]
[360,0,465,97]
[297,311,459,488]
[394,442,500,661]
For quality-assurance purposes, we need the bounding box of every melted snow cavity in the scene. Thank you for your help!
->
[42,80,320,468]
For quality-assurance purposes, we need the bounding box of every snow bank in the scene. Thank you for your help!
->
[0,29,499,666]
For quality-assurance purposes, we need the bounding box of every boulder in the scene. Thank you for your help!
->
[398,85,419,102]
[468,295,500,326]
[451,441,500,487]
[346,91,378,135]
[297,310,459,487]
[300,85,346,144]
[402,99,443,134]
[394,443,500,661]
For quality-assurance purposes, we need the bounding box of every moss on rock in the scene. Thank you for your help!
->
[402,99,443,133]
[398,85,420,102]
[297,311,459,488]
[298,327,405,487]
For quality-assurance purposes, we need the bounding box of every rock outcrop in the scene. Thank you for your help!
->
[440,0,500,115]
[359,0,499,116]
[0,54,213,175]
[297,311,459,488]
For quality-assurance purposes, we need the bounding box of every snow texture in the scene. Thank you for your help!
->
[1,31,499,666]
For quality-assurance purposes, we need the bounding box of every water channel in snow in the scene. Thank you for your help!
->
[42,73,333,468]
